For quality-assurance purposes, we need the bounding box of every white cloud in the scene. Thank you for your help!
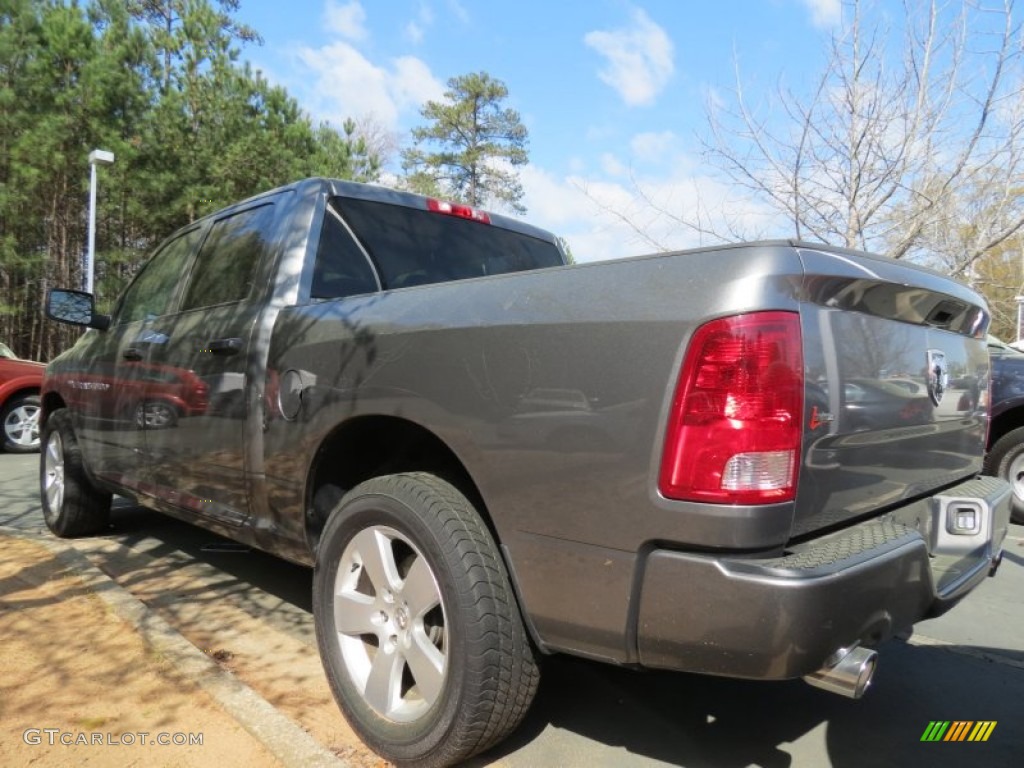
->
[600,152,628,178]
[324,0,368,41]
[404,3,435,44]
[294,42,443,129]
[800,0,841,28]
[520,166,668,262]
[584,124,616,142]
[445,0,469,24]
[702,84,726,113]
[287,1,444,131]
[519,166,594,226]
[518,166,634,261]
[391,56,445,111]
[584,8,674,107]
[629,131,678,163]
[519,156,785,263]
[405,21,424,43]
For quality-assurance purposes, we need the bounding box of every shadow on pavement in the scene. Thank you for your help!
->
[105,503,313,611]
[475,639,1023,767]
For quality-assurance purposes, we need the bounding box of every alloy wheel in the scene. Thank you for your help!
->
[332,524,448,723]
[43,431,65,516]
[4,402,40,449]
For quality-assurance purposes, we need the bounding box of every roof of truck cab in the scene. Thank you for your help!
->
[197,177,559,245]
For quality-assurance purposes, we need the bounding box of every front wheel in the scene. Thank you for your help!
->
[985,426,1024,524]
[40,409,112,537]
[313,473,539,767]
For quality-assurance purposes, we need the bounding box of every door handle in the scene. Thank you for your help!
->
[207,337,243,356]
[122,347,144,361]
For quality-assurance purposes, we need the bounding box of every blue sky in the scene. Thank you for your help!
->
[234,0,847,260]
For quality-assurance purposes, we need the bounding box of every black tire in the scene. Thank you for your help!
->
[40,409,112,537]
[313,472,539,767]
[2,393,41,453]
[985,426,1024,524]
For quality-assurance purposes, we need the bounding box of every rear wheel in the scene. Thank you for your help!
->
[40,409,112,537]
[313,473,539,766]
[985,426,1024,524]
[2,393,40,452]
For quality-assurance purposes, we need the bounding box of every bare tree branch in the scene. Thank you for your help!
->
[607,0,1023,286]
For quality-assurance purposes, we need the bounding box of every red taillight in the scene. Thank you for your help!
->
[427,198,491,224]
[659,311,804,504]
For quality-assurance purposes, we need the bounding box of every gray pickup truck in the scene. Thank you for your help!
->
[41,177,1010,766]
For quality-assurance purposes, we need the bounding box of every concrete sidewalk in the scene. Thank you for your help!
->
[0,525,349,768]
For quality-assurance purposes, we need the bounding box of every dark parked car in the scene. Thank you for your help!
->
[984,336,1024,523]
[0,341,44,452]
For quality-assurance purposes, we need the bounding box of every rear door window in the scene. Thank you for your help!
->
[311,205,380,299]
[334,197,563,289]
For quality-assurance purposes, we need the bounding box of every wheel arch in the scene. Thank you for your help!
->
[304,415,493,556]
[988,401,1024,448]
[40,391,67,428]
[2,384,41,410]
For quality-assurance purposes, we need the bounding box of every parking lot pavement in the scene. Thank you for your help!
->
[906,529,1024,657]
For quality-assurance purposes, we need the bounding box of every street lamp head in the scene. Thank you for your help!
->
[88,149,115,165]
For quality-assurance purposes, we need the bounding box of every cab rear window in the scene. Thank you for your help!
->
[334,197,563,290]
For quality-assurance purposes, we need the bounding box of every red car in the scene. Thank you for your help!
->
[44,360,210,430]
[0,342,44,452]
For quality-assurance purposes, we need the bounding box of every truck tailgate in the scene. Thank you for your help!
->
[794,246,990,538]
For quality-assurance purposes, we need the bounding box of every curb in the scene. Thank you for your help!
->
[1,524,349,768]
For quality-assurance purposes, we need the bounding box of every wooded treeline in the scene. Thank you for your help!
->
[0,0,381,360]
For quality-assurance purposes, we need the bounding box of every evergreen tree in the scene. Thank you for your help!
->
[402,72,529,213]
[0,0,382,360]
[308,118,381,183]
[125,0,260,93]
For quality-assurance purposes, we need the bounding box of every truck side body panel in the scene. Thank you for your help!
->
[263,245,806,660]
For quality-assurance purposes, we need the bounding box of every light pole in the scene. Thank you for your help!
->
[85,148,115,294]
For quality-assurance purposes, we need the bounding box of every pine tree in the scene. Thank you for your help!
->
[402,72,529,213]
[0,0,382,360]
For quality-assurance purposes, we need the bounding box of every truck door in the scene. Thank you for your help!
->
[74,227,204,490]
[141,202,277,525]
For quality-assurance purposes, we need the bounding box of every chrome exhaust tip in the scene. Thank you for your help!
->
[803,645,878,699]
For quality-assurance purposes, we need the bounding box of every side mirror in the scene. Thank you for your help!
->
[45,289,110,331]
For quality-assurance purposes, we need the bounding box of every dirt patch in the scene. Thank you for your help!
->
[70,537,386,767]
[0,534,281,767]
